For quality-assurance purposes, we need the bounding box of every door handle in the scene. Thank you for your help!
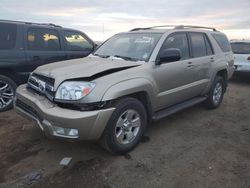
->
[210,57,214,62]
[187,62,194,67]
[33,56,40,60]
[187,62,200,68]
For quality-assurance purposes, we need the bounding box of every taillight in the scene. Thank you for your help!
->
[247,57,250,61]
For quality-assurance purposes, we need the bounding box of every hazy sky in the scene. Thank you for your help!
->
[1,0,250,41]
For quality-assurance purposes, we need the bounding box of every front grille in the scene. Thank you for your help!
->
[27,73,55,101]
[32,73,55,86]
[29,78,39,87]
[16,99,42,122]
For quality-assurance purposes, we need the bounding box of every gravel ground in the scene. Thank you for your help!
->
[0,73,250,188]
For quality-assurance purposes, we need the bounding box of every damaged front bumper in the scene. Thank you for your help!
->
[14,84,115,140]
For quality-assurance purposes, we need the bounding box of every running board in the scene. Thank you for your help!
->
[152,96,207,121]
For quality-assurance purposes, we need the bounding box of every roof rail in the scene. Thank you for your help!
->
[0,19,62,28]
[26,23,62,28]
[175,25,217,31]
[130,25,218,32]
[130,25,177,31]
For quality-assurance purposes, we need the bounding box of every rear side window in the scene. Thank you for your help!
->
[231,42,250,54]
[64,31,93,51]
[212,33,231,52]
[0,23,17,50]
[161,33,190,60]
[189,33,206,58]
[27,28,61,51]
[204,35,214,55]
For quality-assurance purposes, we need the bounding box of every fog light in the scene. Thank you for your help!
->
[68,129,79,136]
[54,126,65,135]
[52,126,79,138]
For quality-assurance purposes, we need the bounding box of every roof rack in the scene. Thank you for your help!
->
[26,23,62,28]
[130,25,217,32]
[175,25,217,31]
[130,25,177,31]
[0,19,62,28]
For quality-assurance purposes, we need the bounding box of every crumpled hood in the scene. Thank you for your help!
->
[34,56,142,87]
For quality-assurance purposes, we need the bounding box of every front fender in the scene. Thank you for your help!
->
[101,78,156,104]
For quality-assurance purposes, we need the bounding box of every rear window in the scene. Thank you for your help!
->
[212,33,231,52]
[27,28,61,51]
[0,23,17,50]
[231,42,250,54]
[190,33,207,58]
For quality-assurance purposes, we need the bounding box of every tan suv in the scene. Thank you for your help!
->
[14,25,235,154]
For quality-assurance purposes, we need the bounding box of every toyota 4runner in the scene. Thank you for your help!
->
[14,25,235,154]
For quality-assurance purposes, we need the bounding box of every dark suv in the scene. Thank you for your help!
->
[0,20,95,111]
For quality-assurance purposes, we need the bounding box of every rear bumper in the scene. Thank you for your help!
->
[14,84,115,141]
[234,64,250,72]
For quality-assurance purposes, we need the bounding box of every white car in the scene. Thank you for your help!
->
[231,40,250,72]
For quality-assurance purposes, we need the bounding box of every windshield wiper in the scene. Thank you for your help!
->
[113,55,138,61]
[93,54,110,58]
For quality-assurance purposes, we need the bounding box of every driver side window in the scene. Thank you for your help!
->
[64,31,93,51]
[160,33,190,60]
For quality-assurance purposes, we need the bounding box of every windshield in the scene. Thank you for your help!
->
[93,33,162,62]
[231,42,250,54]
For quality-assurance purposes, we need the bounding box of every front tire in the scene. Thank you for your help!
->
[204,75,225,109]
[101,97,147,155]
[0,75,17,112]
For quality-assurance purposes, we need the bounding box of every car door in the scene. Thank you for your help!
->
[187,32,214,94]
[24,26,67,73]
[153,32,200,110]
[63,30,94,60]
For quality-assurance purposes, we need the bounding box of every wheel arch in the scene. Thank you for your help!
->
[120,91,152,124]
[216,69,228,92]
[102,78,155,123]
[0,68,19,85]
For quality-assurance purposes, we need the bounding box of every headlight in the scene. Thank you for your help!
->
[55,81,95,101]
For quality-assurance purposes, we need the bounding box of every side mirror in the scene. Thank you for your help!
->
[156,48,181,65]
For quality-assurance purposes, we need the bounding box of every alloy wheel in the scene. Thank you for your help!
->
[212,82,222,105]
[115,109,141,145]
[0,80,14,110]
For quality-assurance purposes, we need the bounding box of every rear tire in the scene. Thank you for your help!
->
[204,75,225,109]
[101,97,147,155]
[0,75,17,112]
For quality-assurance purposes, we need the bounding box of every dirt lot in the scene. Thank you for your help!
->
[0,73,250,188]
